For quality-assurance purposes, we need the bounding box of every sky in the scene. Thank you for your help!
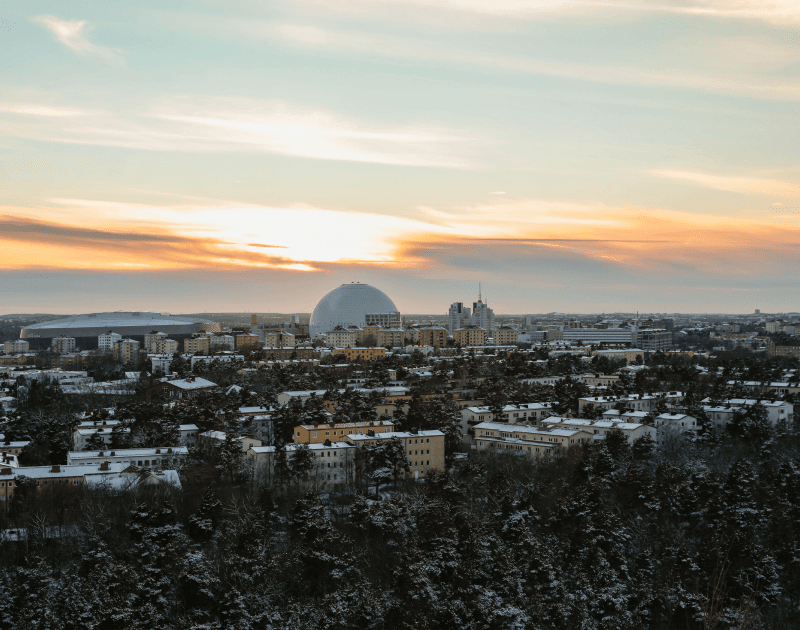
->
[1,0,799,315]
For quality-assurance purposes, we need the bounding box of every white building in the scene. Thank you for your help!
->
[654,413,697,448]
[67,446,188,467]
[542,416,656,442]
[448,302,471,334]
[2,340,29,354]
[51,336,76,354]
[472,299,494,331]
[98,332,122,352]
[248,441,357,486]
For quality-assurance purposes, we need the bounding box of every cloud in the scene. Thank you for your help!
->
[3,195,798,283]
[262,23,800,101]
[31,15,123,64]
[288,0,800,25]
[648,169,800,198]
[0,95,473,168]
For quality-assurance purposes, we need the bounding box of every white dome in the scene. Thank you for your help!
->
[310,283,399,336]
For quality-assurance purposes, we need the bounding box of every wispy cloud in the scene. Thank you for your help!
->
[0,96,474,168]
[648,169,800,198]
[31,15,124,64]
[260,23,800,101]
[290,0,800,26]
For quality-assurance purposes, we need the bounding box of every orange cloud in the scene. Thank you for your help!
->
[1,197,797,281]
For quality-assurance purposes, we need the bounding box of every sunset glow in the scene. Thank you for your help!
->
[2,0,799,312]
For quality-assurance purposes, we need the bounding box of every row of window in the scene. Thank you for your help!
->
[480,441,552,454]
[408,449,430,456]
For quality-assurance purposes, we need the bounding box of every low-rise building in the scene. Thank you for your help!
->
[326,328,360,348]
[418,326,447,347]
[67,447,188,467]
[377,328,405,347]
[473,422,591,458]
[235,334,260,351]
[145,376,219,402]
[345,429,445,479]
[332,347,387,361]
[2,340,29,354]
[542,416,656,441]
[248,441,357,486]
[653,413,697,448]
[294,420,395,443]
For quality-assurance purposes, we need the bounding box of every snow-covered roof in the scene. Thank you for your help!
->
[68,446,188,460]
[165,377,217,390]
[473,422,585,437]
[348,429,445,441]
[250,441,354,454]
[179,424,199,431]
[465,402,553,414]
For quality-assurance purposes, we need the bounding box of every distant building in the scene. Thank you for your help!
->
[448,302,471,334]
[113,339,140,365]
[51,336,76,354]
[454,327,487,346]
[98,332,122,353]
[493,327,519,346]
[184,336,211,355]
[2,340,29,354]
[418,326,447,347]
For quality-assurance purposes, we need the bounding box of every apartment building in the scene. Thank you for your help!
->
[453,327,487,346]
[377,328,405,347]
[332,347,387,361]
[98,332,122,352]
[67,446,188,467]
[248,441,357,486]
[493,327,519,346]
[461,402,555,435]
[184,336,211,355]
[653,413,697,447]
[145,375,219,401]
[418,326,448,347]
[346,429,445,479]
[2,340,29,354]
[210,335,235,352]
[447,302,471,334]
[144,332,168,351]
[113,339,140,365]
[294,420,395,443]
[474,422,591,459]
[51,336,76,354]
[150,339,178,355]
[541,416,656,441]
[327,328,360,348]
[235,334,260,351]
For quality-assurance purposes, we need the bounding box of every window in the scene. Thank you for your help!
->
[426,438,430,443]
[296,431,300,436]
[312,432,317,438]
[333,431,337,435]
[325,432,330,436]
[426,460,429,465]
[426,449,429,454]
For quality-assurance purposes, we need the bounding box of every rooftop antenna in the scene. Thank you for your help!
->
[479,283,482,303]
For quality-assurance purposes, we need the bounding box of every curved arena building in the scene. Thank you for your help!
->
[309,283,401,337]
[20,312,216,350]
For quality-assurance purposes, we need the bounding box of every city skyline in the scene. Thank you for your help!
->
[2,1,799,313]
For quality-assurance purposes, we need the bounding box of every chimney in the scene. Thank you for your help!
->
[98,451,104,456]
[167,447,172,453]
[99,461,110,471]
[110,451,115,456]
[0,468,10,475]
[156,448,161,454]
[51,464,60,473]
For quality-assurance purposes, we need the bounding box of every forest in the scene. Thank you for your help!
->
[0,349,798,629]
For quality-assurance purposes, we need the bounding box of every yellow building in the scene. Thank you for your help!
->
[151,339,178,354]
[474,422,591,459]
[377,328,404,347]
[581,374,620,387]
[294,420,395,443]
[591,348,644,364]
[235,334,261,351]
[113,339,140,365]
[345,429,445,479]
[184,336,211,355]
[332,347,386,361]
[419,326,447,347]
[453,327,487,346]
[493,327,519,346]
